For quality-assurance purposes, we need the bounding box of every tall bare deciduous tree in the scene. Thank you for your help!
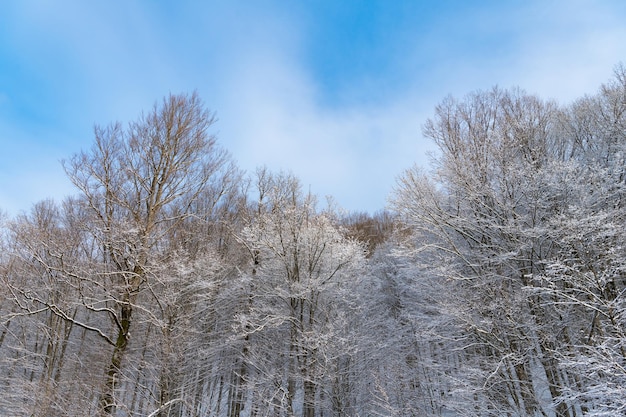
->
[392,87,574,416]
[2,92,238,416]
[234,170,366,416]
[391,66,626,416]
[68,92,239,415]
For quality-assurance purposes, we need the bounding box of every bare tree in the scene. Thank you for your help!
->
[234,170,366,416]
[2,92,237,416]
[392,87,574,416]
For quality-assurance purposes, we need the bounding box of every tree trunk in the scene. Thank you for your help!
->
[303,378,316,417]
[99,302,132,415]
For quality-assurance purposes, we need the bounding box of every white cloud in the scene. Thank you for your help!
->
[507,1,626,103]
[2,0,626,216]
[214,43,432,211]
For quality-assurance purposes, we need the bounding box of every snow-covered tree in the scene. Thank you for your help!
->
[1,92,241,416]
[234,170,366,417]
[392,87,577,416]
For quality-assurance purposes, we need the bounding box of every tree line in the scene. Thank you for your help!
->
[1,65,625,416]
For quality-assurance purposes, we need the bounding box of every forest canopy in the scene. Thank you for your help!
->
[1,65,626,416]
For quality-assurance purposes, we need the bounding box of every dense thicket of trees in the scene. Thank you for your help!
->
[391,65,626,417]
[1,67,626,416]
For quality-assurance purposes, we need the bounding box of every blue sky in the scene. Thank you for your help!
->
[1,0,626,216]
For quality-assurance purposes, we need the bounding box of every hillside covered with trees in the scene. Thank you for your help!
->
[1,66,626,416]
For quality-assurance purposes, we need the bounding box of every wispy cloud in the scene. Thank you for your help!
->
[213,26,433,211]
[1,0,626,216]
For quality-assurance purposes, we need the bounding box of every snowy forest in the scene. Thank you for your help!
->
[1,65,626,417]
